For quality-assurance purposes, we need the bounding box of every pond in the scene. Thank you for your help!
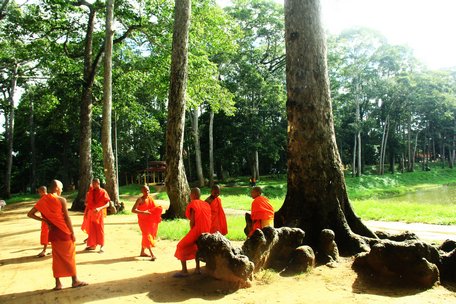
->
[378,184,456,205]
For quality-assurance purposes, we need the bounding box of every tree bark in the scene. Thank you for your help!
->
[407,113,412,171]
[164,0,191,218]
[208,110,214,187]
[30,98,36,192]
[191,107,205,187]
[71,5,97,211]
[352,135,356,177]
[4,62,18,199]
[102,0,119,208]
[276,0,375,255]
[355,91,361,177]
[254,149,260,180]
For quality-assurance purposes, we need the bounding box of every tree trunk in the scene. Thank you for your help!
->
[4,62,18,199]
[164,0,191,219]
[191,107,205,187]
[276,0,375,255]
[208,110,214,187]
[30,98,36,193]
[412,130,420,172]
[254,149,260,180]
[355,92,361,177]
[101,0,119,209]
[378,116,389,175]
[407,113,412,171]
[71,7,98,211]
[451,118,455,168]
[352,135,356,177]
[356,130,361,176]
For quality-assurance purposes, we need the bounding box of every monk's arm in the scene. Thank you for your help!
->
[27,207,46,223]
[131,198,149,214]
[96,201,110,213]
[189,208,195,228]
[60,198,75,240]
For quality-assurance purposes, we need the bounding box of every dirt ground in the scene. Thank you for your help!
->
[0,200,455,304]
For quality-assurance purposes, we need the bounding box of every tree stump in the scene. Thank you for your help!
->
[438,240,456,282]
[196,232,254,287]
[283,245,315,275]
[316,229,339,266]
[241,226,306,272]
[353,240,441,288]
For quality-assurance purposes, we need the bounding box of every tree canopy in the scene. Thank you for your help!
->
[1,0,455,201]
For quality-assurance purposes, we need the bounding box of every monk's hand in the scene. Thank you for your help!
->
[46,221,56,230]
[94,207,100,213]
[144,210,151,214]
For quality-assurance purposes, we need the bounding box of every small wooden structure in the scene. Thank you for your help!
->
[141,161,166,185]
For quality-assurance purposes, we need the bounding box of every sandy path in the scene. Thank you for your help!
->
[0,201,455,304]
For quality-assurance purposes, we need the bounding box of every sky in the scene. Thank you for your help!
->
[217,0,456,70]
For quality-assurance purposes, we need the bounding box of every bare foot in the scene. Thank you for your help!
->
[150,256,157,261]
[84,246,96,251]
[98,248,104,253]
[37,251,46,258]
[72,281,88,288]
[52,285,62,291]
[140,253,150,257]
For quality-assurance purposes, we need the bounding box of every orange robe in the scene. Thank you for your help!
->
[208,197,228,235]
[136,195,162,249]
[34,194,76,278]
[174,199,211,261]
[85,187,110,247]
[249,196,275,237]
[40,221,49,245]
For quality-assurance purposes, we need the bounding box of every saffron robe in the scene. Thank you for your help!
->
[248,196,274,237]
[136,195,162,248]
[174,200,211,261]
[85,187,110,247]
[40,221,49,245]
[208,196,228,235]
[34,194,76,278]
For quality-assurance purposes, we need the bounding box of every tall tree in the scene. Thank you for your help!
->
[102,0,119,208]
[164,0,192,218]
[276,0,376,254]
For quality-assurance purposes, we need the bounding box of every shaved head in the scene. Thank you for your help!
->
[190,187,201,200]
[50,180,63,195]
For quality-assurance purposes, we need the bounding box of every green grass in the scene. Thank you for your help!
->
[157,215,248,241]
[352,199,456,225]
[4,165,456,240]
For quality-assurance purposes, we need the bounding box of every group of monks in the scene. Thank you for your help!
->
[27,179,275,290]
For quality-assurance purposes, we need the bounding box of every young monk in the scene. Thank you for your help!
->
[174,187,211,277]
[131,185,163,261]
[84,178,110,252]
[27,180,88,290]
[247,186,274,237]
[205,185,228,235]
[37,186,50,257]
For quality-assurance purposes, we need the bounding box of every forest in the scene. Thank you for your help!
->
[1,0,456,199]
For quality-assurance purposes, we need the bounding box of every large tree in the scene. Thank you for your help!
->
[164,0,192,218]
[101,0,119,208]
[275,0,376,254]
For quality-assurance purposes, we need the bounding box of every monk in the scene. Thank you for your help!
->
[131,185,163,261]
[84,178,110,252]
[27,180,87,290]
[247,186,274,237]
[37,186,50,257]
[205,185,228,235]
[174,187,211,277]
